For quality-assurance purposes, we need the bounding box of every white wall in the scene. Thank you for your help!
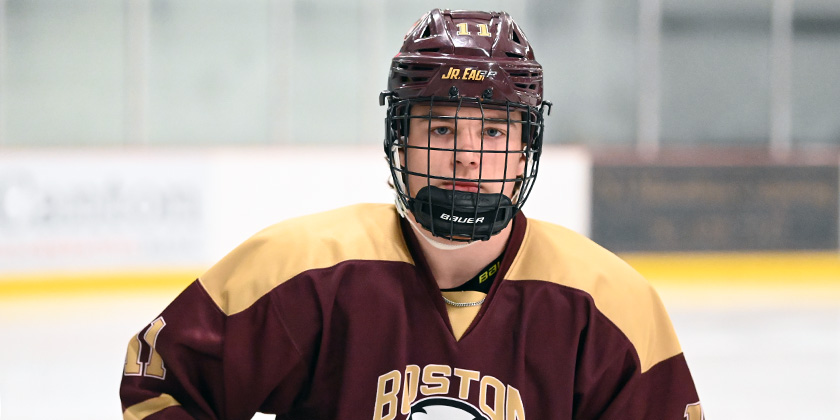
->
[0,146,591,277]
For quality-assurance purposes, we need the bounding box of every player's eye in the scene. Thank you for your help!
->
[432,126,452,136]
[484,127,504,138]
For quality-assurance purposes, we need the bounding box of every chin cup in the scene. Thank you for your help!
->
[410,186,515,242]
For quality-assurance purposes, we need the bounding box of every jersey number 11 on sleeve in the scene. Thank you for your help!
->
[123,316,167,380]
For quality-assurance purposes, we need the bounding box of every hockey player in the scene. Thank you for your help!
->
[121,9,703,420]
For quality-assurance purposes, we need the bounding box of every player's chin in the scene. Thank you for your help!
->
[429,230,472,243]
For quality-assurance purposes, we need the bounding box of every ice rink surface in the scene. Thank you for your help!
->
[1,281,838,420]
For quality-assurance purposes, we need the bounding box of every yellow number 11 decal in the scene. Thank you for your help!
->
[123,316,167,379]
[456,23,492,37]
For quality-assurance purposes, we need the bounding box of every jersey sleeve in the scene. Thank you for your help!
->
[119,280,312,420]
[572,288,703,420]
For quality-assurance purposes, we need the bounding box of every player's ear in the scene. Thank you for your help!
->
[515,113,526,172]
[397,137,407,166]
[517,149,526,175]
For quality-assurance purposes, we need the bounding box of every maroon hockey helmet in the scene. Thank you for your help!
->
[381,9,551,243]
[387,9,544,107]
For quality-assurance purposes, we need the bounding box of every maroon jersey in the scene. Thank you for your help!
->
[121,203,703,420]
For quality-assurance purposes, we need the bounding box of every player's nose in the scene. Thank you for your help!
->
[453,125,483,168]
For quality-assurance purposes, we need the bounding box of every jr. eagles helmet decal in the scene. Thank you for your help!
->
[408,397,491,420]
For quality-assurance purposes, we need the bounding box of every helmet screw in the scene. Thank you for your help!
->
[481,87,494,101]
[448,86,459,99]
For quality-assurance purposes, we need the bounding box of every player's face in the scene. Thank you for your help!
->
[402,104,525,199]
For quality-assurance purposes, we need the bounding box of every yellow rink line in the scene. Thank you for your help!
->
[621,252,840,285]
[621,252,840,306]
[0,269,201,298]
[0,252,838,300]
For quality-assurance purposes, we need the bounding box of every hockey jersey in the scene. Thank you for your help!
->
[120,203,703,420]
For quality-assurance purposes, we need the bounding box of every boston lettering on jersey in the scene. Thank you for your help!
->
[373,364,525,420]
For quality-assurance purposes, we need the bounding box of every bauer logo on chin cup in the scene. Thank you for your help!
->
[410,186,515,242]
[439,213,485,224]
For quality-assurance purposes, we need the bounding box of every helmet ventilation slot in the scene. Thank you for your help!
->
[511,29,522,44]
[420,24,432,39]
[515,83,538,90]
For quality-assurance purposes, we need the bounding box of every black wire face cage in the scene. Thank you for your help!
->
[383,95,549,242]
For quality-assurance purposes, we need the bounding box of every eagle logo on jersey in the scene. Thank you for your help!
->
[408,397,490,420]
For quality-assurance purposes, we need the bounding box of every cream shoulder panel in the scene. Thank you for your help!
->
[200,203,413,315]
[506,219,682,373]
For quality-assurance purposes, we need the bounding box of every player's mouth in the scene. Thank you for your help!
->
[441,181,480,193]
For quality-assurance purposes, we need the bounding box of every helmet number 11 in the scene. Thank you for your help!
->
[456,23,492,37]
